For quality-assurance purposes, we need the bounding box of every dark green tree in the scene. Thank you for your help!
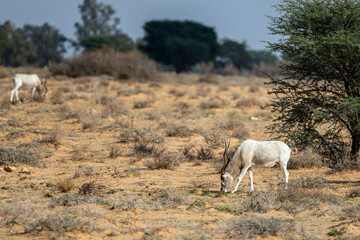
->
[80,35,134,52]
[266,0,360,166]
[249,50,279,65]
[23,23,67,66]
[140,20,218,72]
[75,0,122,40]
[217,39,253,70]
[0,21,36,66]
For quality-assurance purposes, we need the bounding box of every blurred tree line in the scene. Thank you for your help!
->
[0,0,278,74]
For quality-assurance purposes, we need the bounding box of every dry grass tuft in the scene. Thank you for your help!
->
[236,97,263,108]
[347,188,360,198]
[144,145,181,170]
[70,145,89,161]
[56,178,75,193]
[163,122,193,137]
[199,99,224,109]
[108,144,123,158]
[78,181,104,195]
[133,100,152,109]
[51,90,64,105]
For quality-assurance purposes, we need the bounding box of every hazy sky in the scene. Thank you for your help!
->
[0,0,281,53]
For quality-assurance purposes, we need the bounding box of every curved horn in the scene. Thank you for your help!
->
[43,78,48,94]
[221,140,231,173]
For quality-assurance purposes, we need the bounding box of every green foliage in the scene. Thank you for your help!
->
[249,50,278,65]
[266,0,360,165]
[140,20,218,72]
[217,39,253,70]
[22,23,67,66]
[0,21,66,67]
[75,0,122,40]
[80,35,134,52]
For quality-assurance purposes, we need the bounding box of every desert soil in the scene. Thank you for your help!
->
[0,73,359,239]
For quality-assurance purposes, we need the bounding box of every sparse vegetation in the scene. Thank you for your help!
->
[230,215,296,238]
[0,145,42,167]
[0,66,358,239]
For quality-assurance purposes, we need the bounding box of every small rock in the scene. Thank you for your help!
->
[4,166,16,172]
[20,167,30,174]
[250,117,259,121]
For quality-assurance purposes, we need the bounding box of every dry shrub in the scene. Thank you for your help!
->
[133,100,152,109]
[249,185,342,214]
[73,165,94,178]
[0,96,11,110]
[347,188,360,198]
[199,99,224,109]
[180,144,196,161]
[150,188,187,209]
[169,88,185,97]
[119,167,141,178]
[341,205,360,220]
[70,145,88,161]
[236,97,263,108]
[31,213,93,233]
[288,148,323,169]
[49,47,157,80]
[108,144,123,158]
[174,101,192,115]
[39,131,61,146]
[163,122,193,137]
[197,62,218,84]
[56,105,81,120]
[0,145,42,167]
[51,90,64,105]
[144,145,181,170]
[229,215,296,239]
[131,141,155,160]
[195,146,215,161]
[190,180,214,189]
[117,87,150,96]
[216,62,239,76]
[6,117,21,127]
[0,66,12,78]
[134,127,165,144]
[117,129,135,143]
[50,193,103,207]
[78,181,104,195]
[56,178,74,193]
[102,101,127,117]
[202,130,225,147]
[79,114,98,130]
[290,176,332,189]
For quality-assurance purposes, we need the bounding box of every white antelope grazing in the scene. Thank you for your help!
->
[220,140,291,193]
[10,73,48,103]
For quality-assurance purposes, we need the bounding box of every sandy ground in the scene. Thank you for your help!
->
[0,73,359,239]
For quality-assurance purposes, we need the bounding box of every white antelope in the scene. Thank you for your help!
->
[220,140,291,193]
[10,74,48,103]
